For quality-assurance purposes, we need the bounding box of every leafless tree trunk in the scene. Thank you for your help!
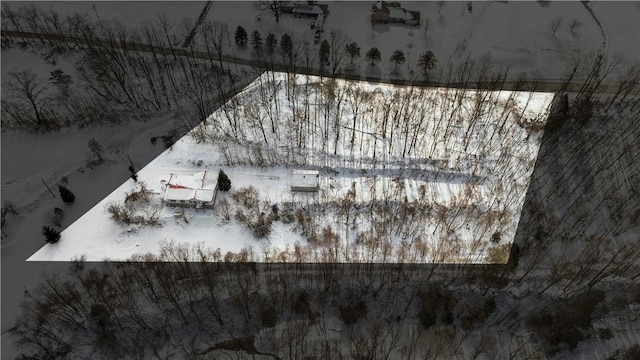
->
[4,70,50,128]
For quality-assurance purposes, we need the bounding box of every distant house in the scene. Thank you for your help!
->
[286,1,329,17]
[370,1,420,26]
[370,10,389,23]
[291,170,320,192]
[161,171,218,209]
[405,10,421,26]
[388,7,406,22]
[372,0,401,12]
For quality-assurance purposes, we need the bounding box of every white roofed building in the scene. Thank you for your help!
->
[161,171,219,209]
[292,4,323,16]
[291,170,320,192]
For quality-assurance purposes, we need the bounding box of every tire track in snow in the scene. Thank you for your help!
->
[580,1,608,57]
[449,2,491,63]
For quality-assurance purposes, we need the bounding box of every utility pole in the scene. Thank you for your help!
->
[42,178,56,198]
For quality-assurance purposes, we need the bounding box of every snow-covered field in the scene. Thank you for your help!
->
[28,71,554,263]
[3,2,638,358]
[5,1,639,82]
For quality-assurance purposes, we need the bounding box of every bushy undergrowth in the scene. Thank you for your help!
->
[416,285,458,329]
[339,300,368,325]
[231,186,277,239]
[106,184,161,227]
[48,207,64,228]
[606,345,640,360]
[527,289,605,354]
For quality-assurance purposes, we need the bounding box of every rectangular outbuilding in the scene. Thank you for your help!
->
[291,170,320,192]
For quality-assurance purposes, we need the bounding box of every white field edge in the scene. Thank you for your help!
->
[28,72,554,263]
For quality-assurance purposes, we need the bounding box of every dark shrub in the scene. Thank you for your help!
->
[461,296,497,330]
[252,213,272,238]
[42,226,61,244]
[260,306,278,328]
[218,170,232,192]
[527,289,605,354]
[416,286,457,329]
[271,204,279,220]
[507,243,521,270]
[598,327,613,340]
[161,130,177,148]
[293,291,310,315]
[339,300,367,325]
[623,345,640,360]
[235,26,248,47]
[58,185,75,203]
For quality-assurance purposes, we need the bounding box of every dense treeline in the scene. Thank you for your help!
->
[1,3,251,130]
[9,246,510,359]
[11,236,640,359]
[3,3,638,131]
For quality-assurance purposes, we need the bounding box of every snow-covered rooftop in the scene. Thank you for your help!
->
[292,5,323,15]
[163,188,216,203]
[291,170,320,189]
[164,171,217,190]
[389,8,404,19]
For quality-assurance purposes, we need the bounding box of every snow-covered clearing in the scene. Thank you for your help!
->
[2,2,638,358]
[28,71,554,263]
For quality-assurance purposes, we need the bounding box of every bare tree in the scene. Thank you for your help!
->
[4,70,50,128]
[319,39,330,72]
[328,30,348,75]
[201,20,229,71]
[1,3,24,32]
[255,1,292,23]
[88,137,104,163]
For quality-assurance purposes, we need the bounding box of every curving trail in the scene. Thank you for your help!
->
[580,0,608,57]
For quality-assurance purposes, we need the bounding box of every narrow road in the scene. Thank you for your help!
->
[1,30,631,94]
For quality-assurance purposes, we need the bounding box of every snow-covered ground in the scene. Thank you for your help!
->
[5,1,639,82]
[3,2,638,358]
[28,72,554,263]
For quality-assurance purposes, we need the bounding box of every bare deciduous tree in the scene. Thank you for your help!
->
[255,1,292,23]
[4,70,50,128]
[328,30,348,75]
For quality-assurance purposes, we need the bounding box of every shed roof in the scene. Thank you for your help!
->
[291,170,320,188]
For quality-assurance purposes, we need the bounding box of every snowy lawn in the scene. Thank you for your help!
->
[28,72,554,263]
[6,1,639,82]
